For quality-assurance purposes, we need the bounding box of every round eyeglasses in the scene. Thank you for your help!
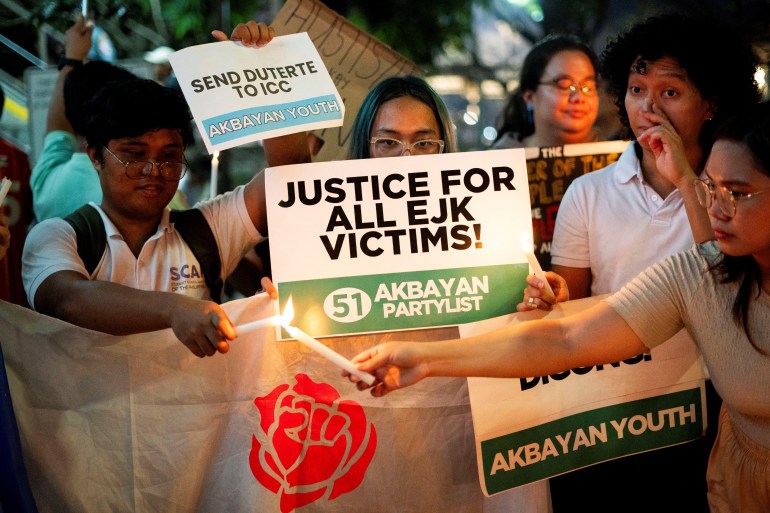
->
[369,137,445,157]
[539,78,598,97]
[693,178,768,218]
[103,146,188,182]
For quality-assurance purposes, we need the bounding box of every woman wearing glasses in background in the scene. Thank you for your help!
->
[492,34,601,149]
[346,100,770,513]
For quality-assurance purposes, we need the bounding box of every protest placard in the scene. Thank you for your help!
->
[169,33,344,153]
[272,0,423,162]
[525,140,630,269]
[462,298,706,494]
[265,148,533,338]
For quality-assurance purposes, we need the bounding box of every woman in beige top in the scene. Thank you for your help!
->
[346,102,770,513]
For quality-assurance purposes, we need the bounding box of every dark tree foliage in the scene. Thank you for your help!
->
[321,0,486,65]
[2,0,769,78]
[11,0,485,67]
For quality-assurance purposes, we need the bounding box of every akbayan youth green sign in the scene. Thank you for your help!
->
[463,297,706,495]
[265,148,532,338]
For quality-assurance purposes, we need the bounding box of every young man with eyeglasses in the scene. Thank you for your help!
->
[33,15,190,223]
[21,72,274,358]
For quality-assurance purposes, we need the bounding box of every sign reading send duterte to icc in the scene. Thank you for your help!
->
[169,32,345,153]
[265,148,534,338]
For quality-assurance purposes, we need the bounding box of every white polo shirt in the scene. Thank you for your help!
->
[22,186,264,309]
[550,143,696,295]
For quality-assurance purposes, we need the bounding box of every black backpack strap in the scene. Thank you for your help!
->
[63,205,224,303]
[170,209,224,303]
[63,204,106,275]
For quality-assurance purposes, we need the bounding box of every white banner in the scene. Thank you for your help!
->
[1,296,548,512]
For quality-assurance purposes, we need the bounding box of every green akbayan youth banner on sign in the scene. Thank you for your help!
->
[265,148,532,338]
[462,296,707,495]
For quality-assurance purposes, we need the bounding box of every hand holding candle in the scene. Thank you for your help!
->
[282,298,375,385]
[521,233,554,297]
[285,325,376,385]
[232,297,376,386]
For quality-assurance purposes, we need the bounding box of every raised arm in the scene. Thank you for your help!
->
[47,15,92,135]
[347,302,648,397]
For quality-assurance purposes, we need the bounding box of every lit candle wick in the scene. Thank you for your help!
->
[279,297,375,385]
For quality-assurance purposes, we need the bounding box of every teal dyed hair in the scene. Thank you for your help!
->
[348,75,457,159]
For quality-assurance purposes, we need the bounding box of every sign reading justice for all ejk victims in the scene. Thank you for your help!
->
[266,148,534,339]
[168,33,344,153]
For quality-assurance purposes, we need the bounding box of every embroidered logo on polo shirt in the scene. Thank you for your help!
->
[170,264,207,293]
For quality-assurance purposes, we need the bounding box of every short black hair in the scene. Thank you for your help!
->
[84,78,194,153]
[601,12,760,142]
[64,61,136,135]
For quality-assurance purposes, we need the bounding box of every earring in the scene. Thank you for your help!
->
[526,104,534,126]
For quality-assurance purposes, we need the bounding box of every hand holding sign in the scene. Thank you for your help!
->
[211,20,275,47]
[169,30,344,154]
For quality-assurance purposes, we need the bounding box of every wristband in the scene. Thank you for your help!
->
[58,57,83,71]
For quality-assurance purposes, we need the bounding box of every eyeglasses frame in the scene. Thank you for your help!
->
[693,178,768,218]
[102,146,188,182]
[538,78,598,97]
[369,137,445,156]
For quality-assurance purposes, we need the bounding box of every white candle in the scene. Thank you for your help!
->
[210,151,219,199]
[521,233,554,297]
[234,315,281,336]
[0,177,11,206]
[285,325,376,386]
[81,0,88,17]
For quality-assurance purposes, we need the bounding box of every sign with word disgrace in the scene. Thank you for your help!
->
[463,297,706,494]
[169,32,344,153]
[525,140,630,270]
[265,148,533,338]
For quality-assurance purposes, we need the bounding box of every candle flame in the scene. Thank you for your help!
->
[212,151,220,166]
[280,297,295,327]
[520,232,534,253]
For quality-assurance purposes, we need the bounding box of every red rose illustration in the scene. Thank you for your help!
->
[249,373,377,512]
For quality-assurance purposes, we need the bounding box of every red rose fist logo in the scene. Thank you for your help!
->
[250,374,377,512]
